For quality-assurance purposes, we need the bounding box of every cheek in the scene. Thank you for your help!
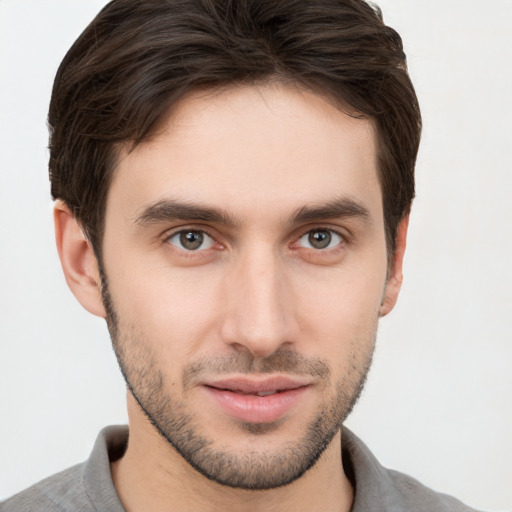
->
[296,261,386,328]
[108,262,225,357]
[293,262,385,364]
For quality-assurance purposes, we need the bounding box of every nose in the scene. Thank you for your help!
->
[219,247,297,359]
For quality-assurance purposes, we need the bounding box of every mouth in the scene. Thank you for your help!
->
[207,388,285,396]
[201,376,312,424]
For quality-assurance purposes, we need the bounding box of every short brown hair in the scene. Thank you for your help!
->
[49,0,421,257]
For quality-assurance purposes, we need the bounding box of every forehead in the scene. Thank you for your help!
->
[108,83,381,224]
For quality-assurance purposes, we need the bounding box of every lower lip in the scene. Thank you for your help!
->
[203,386,308,423]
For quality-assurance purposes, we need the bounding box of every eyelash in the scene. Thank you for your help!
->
[293,226,347,253]
[162,225,348,255]
[164,228,219,252]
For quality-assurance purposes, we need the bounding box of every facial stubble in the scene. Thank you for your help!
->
[100,273,375,490]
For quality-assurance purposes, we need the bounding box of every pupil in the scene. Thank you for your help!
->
[180,231,203,250]
[309,230,331,249]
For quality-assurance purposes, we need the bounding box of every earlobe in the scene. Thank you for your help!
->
[380,216,409,317]
[54,201,106,318]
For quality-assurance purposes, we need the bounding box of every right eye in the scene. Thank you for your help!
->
[167,230,215,251]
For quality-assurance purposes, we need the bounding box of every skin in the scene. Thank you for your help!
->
[55,83,407,512]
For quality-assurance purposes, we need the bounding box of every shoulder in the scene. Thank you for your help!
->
[0,463,92,512]
[342,427,484,512]
[383,468,483,512]
[0,425,128,512]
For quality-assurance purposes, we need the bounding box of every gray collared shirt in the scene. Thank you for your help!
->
[0,425,482,511]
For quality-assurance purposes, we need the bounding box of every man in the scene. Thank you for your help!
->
[0,0,483,510]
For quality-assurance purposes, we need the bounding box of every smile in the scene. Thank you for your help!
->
[202,376,312,424]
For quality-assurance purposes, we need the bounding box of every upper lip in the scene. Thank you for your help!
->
[203,376,313,394]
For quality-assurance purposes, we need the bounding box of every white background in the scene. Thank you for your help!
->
[1,1,511,510]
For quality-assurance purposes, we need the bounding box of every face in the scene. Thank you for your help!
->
[98,84,394,489]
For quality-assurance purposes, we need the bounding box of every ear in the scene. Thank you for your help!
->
[54,201,106,318]
[380,216,409,317]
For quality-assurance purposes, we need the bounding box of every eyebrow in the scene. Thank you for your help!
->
[134,199,239,227]
[134,196,371,228]
[289,197,371,225]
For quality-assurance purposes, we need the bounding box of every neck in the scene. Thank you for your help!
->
[111,395,353,512]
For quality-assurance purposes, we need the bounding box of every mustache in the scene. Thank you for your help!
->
[182,348,330,390]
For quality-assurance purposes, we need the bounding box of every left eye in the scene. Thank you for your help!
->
[167,230,215,251]
[297,229,343,250]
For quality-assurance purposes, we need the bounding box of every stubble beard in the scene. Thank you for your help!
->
[100,277,375,490]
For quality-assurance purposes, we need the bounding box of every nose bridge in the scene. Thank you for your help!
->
[221,242,293,358]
